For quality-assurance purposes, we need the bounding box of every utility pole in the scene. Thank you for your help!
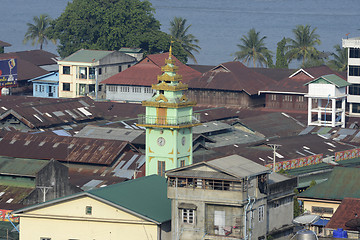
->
[267,144,281,173]
[36,186,53,202]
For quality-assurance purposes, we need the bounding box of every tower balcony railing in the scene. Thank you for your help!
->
[137,113,201,127]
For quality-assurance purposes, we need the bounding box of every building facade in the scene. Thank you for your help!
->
[166,155,297,240]
[57,49,137,99]
[29,72,59,98]
[343,37,360,115]
[137,49,201,176]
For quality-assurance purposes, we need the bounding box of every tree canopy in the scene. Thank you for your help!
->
[327,44,347,72]
[234,28,273,67]
[23,14,55,50]
[47,0,188,62]
[169,17,201,64]
[275,37,288,69]
[285,24,322,67]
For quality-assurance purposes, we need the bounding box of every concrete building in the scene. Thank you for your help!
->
[343,37,360,115]
[13,175,171,240]
[57,49,137,99]
[305,74,350,128]
[166,154,297,240]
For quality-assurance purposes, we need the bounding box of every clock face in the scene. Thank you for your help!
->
[182,136,186,146]
[157,137,166,146]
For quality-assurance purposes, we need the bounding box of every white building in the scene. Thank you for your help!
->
[305,74,350,128]
[343,37,360,115]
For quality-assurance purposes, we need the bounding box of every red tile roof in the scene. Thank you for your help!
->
[101,52,202,85]
[326,198,360,231]
[187,61,277,95]
[264,65,346,93]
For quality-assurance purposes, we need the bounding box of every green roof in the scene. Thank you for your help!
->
[61,49,114,63]
[304,74,351,88]
[89,175,171,223]
[298,167,360,200]
[0,157,48,176]
[119,47,142,53]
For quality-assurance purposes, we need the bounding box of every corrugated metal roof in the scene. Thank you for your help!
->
[0,157,48,176]
[74,125,143,142]
[326,198,360,231]
[89,175,171,223]
[305,74,351,88]
[61,49,113,63]
[208,155,270,178]
[298,167,360,200]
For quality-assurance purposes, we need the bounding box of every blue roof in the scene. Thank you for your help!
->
[28,72,59,83]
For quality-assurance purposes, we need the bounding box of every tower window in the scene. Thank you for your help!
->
[160,90,164,94]
[86,206,92,215]
[158,161,165,176]
[180,160,185,167]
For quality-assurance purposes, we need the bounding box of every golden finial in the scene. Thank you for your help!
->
[169,40,174,59]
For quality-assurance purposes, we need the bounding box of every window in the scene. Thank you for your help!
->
[350,48,360,58]
[120,86,130,92]
[63,66,70,75]
[118,65,122,72]
[297,96,304,102]
[79,67,87,79]
[283,95,292,102]
[180,160,185,167]
[89,67,95,79]
[40,85,44,92]
[98,85,102,92]
[128,64,131,68]
[258,205,265,222]
[98,68,102,75]
[63,83,70,91]
[312,206,333,214]
[349,66,360,77]
[109,86,117,92]
[35,85,38,92]
[132,87,142,93]
[144,87,153,94]
[86,206,92,215]
[352,103,360,113]
[40,238,51,240]
[182,209,195,224]
[270,94,277,101]
[157,161,165,176]
[349,84,360,95]
[89,84,95,94]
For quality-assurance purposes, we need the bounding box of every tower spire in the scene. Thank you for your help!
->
[169,40,174,59]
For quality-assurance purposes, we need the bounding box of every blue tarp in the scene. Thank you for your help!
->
[313,219,329,226]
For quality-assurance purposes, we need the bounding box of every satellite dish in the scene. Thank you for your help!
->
[292,214,320,240]
[293,214,320,225]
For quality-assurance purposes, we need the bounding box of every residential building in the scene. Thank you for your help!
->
[119,47,143,61]
[57,49,137,99]
[29,72,59,98]
[326,198,360,238]
[0,50,58,95]
[102,52,201,102]
[305,74,349,128]
[166,154,297,240]
[187,61,276,108]
[343,37,360,115]
[0,157,79,211]
[298,167,360,234]
[137,49,201,176]
[13,175,171,240]
[260,66,346,111]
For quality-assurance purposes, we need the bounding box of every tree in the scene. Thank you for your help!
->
[327,44,347,72]
[169,17,201,64]
[285,24,322,67]
[23,14,55,50]
[47,0,182,59]
[234,28,273,67]
[275,37,288,69]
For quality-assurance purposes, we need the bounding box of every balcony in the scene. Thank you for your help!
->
[137,113,200,127]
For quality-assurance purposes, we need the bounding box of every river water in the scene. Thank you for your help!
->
[1,0,359,67]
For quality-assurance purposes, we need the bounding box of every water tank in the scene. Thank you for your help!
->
[296,229,317,240]
[333,228,348,238]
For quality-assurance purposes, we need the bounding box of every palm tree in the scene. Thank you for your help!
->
[285,24,321,67]
[327,44,347,72]
[169,17,201,63]
[234,28,273,67]
[23,14,56,50]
